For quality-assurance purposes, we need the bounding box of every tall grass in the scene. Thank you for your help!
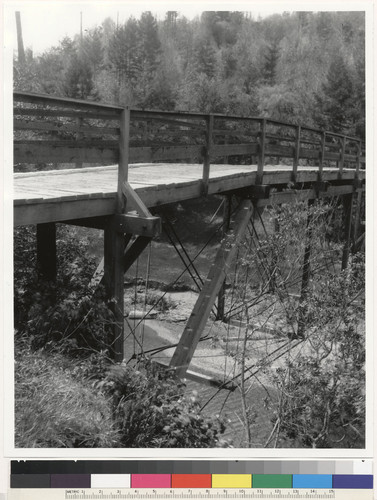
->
[15,346,119,448]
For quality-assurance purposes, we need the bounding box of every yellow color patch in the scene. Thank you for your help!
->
[212,474,252,488]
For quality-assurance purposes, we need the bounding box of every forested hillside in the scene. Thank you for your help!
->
[14,10,365,138]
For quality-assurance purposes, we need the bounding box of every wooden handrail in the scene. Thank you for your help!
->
[13,91,365,182]
[14,91,365,143]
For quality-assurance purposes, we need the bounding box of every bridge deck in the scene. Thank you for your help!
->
[14,163,362,226]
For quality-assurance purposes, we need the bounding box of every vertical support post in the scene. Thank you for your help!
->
[104,225,125,362]
[75,116,84,168]
[257,118,267,184]
[342,192,354,270]
[338,135,345,179]
[352,190,362,252]
[202,114,214,195]
[318,131,326,181]
[103,107,130,362]
[36,222,56,283]
[297,199,314,338]
[216,194,232,320]
[292,125,301,184]
[351,140,362,253]
[355,140,361,179]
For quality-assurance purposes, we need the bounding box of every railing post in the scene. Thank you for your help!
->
[292,124,301,183]
[202,114,214,195]
[117,108,131,211]
[257,118,267,184]
[338,135,345,179]
[75,116,84,168]
[318,131,326,181]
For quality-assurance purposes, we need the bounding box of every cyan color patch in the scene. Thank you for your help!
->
[293,474,332,488]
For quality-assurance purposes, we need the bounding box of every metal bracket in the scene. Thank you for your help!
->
[113,213,161,237]
[119,181,161,237]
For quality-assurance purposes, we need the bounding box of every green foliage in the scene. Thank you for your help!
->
[64,52,95,99]
[97,361,226,447]
[317,57,358,134]
[14,223,229,448]
[107,18,140,86]
[263,42,279,84]
[14,225,113,355]
[193,35,218,78]
[226,200,365,448]
[265,210,365,448]
[14,11,364,132]
[15,343,228,448]
[274,347,365,448]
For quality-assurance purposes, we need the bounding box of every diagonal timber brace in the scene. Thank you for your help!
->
[116,181,161,237]
[94,183,161,288]
[169,199,255,378]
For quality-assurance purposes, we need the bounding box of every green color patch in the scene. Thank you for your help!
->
[252,474,292,488]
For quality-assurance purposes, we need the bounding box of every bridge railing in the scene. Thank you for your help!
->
[14,92,365,190]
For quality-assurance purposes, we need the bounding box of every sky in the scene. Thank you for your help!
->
[4,0,366,56]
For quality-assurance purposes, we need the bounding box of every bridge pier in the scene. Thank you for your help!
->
[216,194,232,321]
[342,192,354,270]
[103,221,125,362]
[36,222,57,284]
[297,199,315,338]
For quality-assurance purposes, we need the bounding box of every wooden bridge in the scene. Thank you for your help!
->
[14,91,366,383]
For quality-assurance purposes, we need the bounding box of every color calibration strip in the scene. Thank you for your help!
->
[10,474,373,489]
[10,460,373,490]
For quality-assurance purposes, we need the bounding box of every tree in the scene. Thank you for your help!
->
[263,42,279,84]
[192,35,217,78]
[81,27,104,73]
[137,12,162,105]
[64,52,94,99]
[317,57,357,134]
[108,18,141,87]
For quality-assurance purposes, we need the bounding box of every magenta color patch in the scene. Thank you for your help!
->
[131,474,171,488]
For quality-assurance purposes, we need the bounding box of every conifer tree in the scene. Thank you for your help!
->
[193,35,217,78]
[108,18,141,87]
[319,57,356,134]
[137,12,161,105]
[64,52,94,99]
[263,42,279,84]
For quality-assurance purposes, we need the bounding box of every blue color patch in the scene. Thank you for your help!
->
[292,474,332,489]
[332,475,373,489]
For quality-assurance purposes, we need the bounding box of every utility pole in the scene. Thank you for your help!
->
[80,11,83,43]
[15,11,25,65]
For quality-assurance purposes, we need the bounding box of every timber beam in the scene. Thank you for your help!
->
[255,184,363,208]
[232,184,271,200]
[312,181,329,194]
[169,199,255,378]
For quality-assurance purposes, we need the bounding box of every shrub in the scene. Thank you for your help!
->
[14,225,114,355]
[95,361,227,448]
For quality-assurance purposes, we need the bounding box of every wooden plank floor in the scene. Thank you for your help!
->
[14,163,363,226]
